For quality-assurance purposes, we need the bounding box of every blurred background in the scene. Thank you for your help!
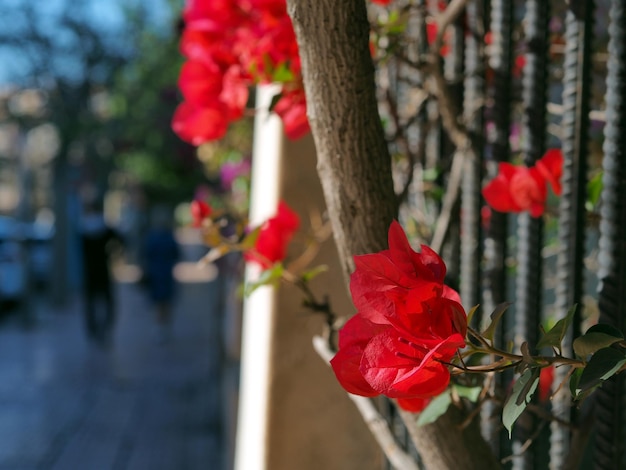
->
[0,0,250,468]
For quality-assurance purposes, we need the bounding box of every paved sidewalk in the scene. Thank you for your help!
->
[0,274,225,470]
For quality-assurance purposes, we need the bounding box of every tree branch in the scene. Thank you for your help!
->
[312,336,420,470]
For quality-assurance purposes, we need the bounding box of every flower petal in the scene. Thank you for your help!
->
[482,164,523,213]
[397,397,431,413]
[536,148,564,196]
[360,330,451,399]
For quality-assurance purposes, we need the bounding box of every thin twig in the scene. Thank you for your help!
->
[430,148,470,253]
[526,404,572,428]
[500,421,547,464]
[426,0,471,150]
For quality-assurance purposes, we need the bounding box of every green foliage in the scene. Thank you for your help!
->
[575,348,626,397]
[417,391,452,426]
[301,265,329,283]
[454,385,482,402]
[481,302,511,343]
[573,324,624,358]
[466,305,479,326]
[110,19,209,203]
[244,263,284,297]
[416,385,481,427]
[537,305,577,353]
[586,171,603,211]
[503,369,539,438]
[272,62,296,83]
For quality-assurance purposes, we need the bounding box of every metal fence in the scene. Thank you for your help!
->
[382,0,625,468]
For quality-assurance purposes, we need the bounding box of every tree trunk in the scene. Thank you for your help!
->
[286,0,397,284]
[287,1,499,468]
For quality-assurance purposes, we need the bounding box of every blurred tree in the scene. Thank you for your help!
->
[109,1,212,204]
[0,0,209,304]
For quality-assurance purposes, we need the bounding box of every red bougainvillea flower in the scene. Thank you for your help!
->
[245,201,300,269]
[272,88,310,140]
[539,365,555,403]
[371,0,392,5]
[426,21,450,56]
[330,221,467,412]
[172,101,230,145]
[482,148,563,217]
[190,200,212,227]
[173,0,307,145]
[174,0,390,145]
[513,54,527,78]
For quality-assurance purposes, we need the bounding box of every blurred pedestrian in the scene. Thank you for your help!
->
[79,196,121,345]
[142,205,180,343]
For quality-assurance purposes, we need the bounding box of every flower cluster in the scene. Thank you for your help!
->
[482,149,563,217]
[330,221,467,412]
[244,201,300,270]
[172,0,309,145]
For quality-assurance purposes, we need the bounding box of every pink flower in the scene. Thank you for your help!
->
[220,159,251,191]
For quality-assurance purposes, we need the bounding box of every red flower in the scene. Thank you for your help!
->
[245,201,300,269]
[513,54,526,78]
[172,0,310,145]
[482,149,563,217]
[539,365,554,403]
[172,101,229,145]
[190,200,212,227]
[330,221,467,412]
[426,22,450,56]
[371,0,392,5]
[273,88,310,140]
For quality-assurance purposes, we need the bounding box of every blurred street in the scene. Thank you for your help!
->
[0,261,227,470]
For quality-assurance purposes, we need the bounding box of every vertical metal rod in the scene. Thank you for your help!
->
[593,1,626,468]
[550,0,594,468]
[482,0,514,459]
[512,1,550,469]
[461,0,485,313]
[483,0,513,314]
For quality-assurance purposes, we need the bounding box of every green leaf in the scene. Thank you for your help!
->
[453,385,482,402]
[240,226,261,250]
[536,305,577,351]
[417,391,452,426]
[586,171,603,210]
[569,367,583,398]
[271,62,295,83]
[577,347,626,394]
[244,263,284,297]
[586,323,625,339]
[466,305,479,327]
[502,369,540,438]
[301,265,328,283]
[573,324,624,357]
[482,302,511,342]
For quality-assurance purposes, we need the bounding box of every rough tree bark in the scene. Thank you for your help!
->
[287,1,500,469]
[285,0,397,283]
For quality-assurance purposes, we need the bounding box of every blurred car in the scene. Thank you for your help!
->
[0,216,27,306]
